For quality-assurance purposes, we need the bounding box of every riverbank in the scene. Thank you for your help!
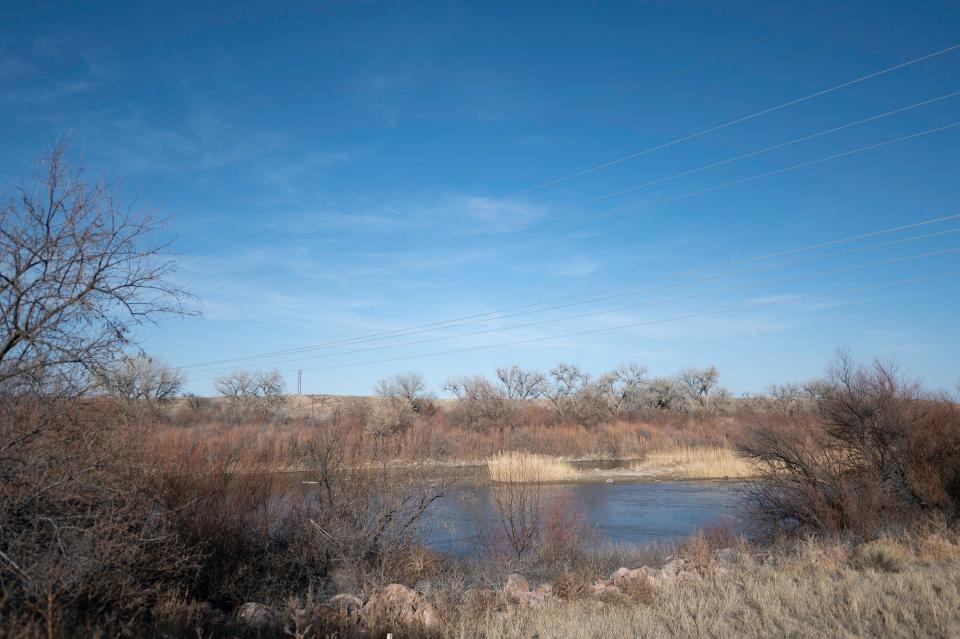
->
[270,447,760,483]
[464,539,960,638]
[486,448,755,482]
[169,527,960,638]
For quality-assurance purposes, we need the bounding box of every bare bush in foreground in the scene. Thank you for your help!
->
[1,142,192,633]
[740,353,960,536]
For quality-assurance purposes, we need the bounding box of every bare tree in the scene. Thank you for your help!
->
[99,353,184,402]
[375,370,435,416]
[304,416,445,587]
[546,363,589,422]
[642,376,694,412]
[254,369,286,409]
[375,371,425,403]
[444,374,511,430]
[768,382,805,416]
[598,363,648,415]
[678,366,721,409]
[496,365,547,401]
[215,368,286,417]
[0,140,189,395]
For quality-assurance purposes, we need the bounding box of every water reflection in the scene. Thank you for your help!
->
[423,480,745,555]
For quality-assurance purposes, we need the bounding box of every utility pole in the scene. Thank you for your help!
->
[297,369,302,395]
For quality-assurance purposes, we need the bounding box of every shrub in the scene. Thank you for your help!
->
[540,492,592,562]
[620,574,656,604]
[552,571,589,600]
[851,539,909,573]
[739,353,960,537]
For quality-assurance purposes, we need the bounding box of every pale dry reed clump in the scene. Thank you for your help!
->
[487,451,581,482]
[632,446,755,479]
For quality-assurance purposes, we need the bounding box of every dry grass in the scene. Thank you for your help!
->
[631,446,755,479]
[452,538,960,638]
[487,451,581,482]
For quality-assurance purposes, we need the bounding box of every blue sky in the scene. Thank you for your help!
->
[2,0,959,396]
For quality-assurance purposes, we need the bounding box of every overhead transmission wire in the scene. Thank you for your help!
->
[186,239,960,376]
[511,41,960,196]
[183,41,960,291]
[175,214,960,371]
[177,43,960,378]
[550,89,960,213]
[552,120,960,228]
[200,270,960,379]
[190,246,960,378]
[188,87,960,300]
[185,108,960,310]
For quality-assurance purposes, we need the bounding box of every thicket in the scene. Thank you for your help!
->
[740,352,960,537]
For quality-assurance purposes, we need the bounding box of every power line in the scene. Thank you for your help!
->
[585,121,960,224]
[551,89,960,213]
[185,89,960,297]
[734,213,960,264]
[188,245,960,377]
[512,42,960,196]
[187,111,960,305]
[214,270,960,378]
[175,215,960,370]
[179,40,960,279]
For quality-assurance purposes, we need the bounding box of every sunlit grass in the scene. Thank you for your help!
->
[631,446,755,479]
[487,451,581,482]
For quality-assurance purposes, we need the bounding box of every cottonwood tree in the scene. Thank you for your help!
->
[444,374,512,431]
[215,369,286,417]
[678,366,721,408]
[546,363,589,422]
[0,140,189,395]
[768,382,805,416]
[642,376,693,412]
[375,370,434,415]
[496,365,547,401]
[99,354,185,403]
[597,363,648,415]
[375,371,425,403]
[371,371,430,436]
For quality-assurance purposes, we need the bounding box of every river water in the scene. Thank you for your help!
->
[422,479,746,555]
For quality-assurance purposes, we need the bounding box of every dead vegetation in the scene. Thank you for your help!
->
[4,143,960,637]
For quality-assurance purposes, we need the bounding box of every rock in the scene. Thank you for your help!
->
[236,602,279,629]
[610,567,648,587]
[503,574,555,608]
[610,567,631,585]
[360,583,439,630]
[328,593,363,618]
[513,590,551,608]
[660,558,690,579]
[676,570,700,583]
[588,579,622,597]
[504,573,531,600]
[639,565,663,580]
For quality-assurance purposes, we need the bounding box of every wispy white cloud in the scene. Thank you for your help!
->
[548,256,603,277]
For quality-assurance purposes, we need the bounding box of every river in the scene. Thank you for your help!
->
[422,479,746,555]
